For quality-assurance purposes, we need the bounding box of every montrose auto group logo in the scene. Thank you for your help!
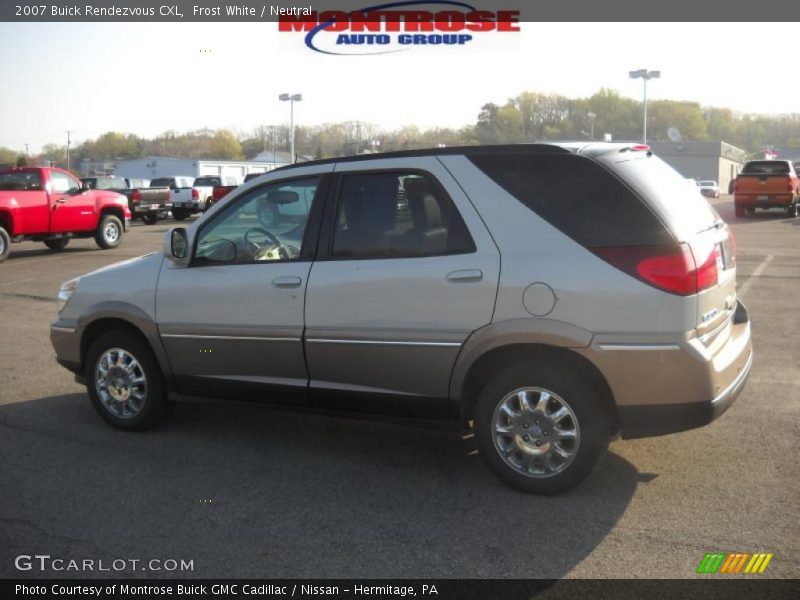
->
[278,0,520,55]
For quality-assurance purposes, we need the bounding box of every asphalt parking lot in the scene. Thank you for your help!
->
[1,198,798,580]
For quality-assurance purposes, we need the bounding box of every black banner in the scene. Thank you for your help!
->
[2,0,800,22]
[3,579,800,600]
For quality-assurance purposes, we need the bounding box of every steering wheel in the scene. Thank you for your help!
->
[243,227,288,260]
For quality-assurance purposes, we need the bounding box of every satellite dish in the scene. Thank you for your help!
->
[668,127,683,142]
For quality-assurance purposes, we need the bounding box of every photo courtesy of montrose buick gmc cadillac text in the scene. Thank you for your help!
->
[50,143,753,494]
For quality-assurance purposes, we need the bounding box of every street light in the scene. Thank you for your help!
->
[587,112,596,140]
[628,69,660,144]
[279,93,302,164]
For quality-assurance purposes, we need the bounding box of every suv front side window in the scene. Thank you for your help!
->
[194,177,318,265]
[331,171,475,259]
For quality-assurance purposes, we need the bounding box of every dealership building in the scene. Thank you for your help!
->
[112,156,287,182]
[648,141,747,190]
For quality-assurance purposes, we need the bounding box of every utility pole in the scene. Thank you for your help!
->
[66,130,73,171]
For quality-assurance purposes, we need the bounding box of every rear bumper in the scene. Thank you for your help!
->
[575,301,753,439]
[735,194,795,208]
[616,348,752,438]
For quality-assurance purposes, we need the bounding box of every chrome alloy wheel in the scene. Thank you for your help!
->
[94,348,147,419]
[492,387,580,478]
[104,222,120,243]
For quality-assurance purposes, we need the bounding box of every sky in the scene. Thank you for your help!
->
[1,21,799,153]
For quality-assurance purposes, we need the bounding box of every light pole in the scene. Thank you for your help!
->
[587,112,596,140]
[279,93,302,164]
[628,69,660,144]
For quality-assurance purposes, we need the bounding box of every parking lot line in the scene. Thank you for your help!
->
[0,277,39,287]
[738,254,773,298]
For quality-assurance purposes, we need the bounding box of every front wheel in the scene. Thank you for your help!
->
[95,214,123,249]
[0,226,10,263]
[788,203,798,218]
[85,330,172,431]
[474,361,611,494]
[172,208,188,221]
[141,212,158,225]
[44,238,70,251]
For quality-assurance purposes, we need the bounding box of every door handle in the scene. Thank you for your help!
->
[446,269,483,282]
[56,198,68,204]
[272,276,302,288]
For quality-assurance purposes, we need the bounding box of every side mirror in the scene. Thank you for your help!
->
[164,227,190,266]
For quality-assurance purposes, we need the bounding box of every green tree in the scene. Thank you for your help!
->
[205,129,244,160]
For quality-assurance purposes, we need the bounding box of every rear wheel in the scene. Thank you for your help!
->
[141,212,158,225]
[172,208,188,221]
[85,330,172,431]
[44,238,70,251]
[746,207,755,215]
[473,361,611,494]
[0,226,10,263]
[788,203,798,218]
[95,214,123,249]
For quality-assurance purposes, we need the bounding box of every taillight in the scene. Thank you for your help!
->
[592,243,718,296]
[192,188,199,200]
[131,189,141,203]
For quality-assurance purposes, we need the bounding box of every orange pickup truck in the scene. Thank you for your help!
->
[734,160,799,218]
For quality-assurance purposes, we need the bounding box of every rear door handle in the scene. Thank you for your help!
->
[272,276,302,288]
[446,269,483,282]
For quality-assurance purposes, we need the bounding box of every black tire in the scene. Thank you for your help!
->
[746,207,755,215]
[141,212,158,225]
[44,238,70,251]
[0,226,11,263]
[788,203,798,218]
[172,208,188,221]
[473,360,611,494]
[95,214,123,249]
[735,205,745,218]
[85,330,173,431]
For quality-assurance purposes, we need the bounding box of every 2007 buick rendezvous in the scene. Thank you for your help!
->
[51,144,753,493]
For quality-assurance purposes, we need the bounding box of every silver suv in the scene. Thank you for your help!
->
[51,144,753,494]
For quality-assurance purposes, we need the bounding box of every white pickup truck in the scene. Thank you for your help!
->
[149,176,196,221]
[192,175,240,211]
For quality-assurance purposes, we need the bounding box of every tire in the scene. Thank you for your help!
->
[473,360,611,494]
[141,212,158,225]
[746,207,755,215]
[85,330,173,431]
[172,208,188,221]
[735,205,745,218]
[44,238,70,251]
[0,226,10,263]
[788,203,798,218]
[95,214,123,249]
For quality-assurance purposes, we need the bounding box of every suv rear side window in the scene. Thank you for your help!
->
[469,153,672,247]
[331,171,475,259]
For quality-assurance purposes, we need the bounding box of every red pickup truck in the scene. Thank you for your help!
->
[0,167,131,263]
[734,160,799,218]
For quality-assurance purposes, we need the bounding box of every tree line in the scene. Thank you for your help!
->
[3,88,800,169]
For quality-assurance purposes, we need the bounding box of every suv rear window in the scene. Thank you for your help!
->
[741,161,790,175]
[194,177,222,186]
[469,153,673,247]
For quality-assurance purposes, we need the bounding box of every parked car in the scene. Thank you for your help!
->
[82,176,171,225]
[193,175,240,211]
[0,167,130,262]
[50,143,752,494]
[698,180,721,198]
[149,176,195,220]
[733,160,799,217]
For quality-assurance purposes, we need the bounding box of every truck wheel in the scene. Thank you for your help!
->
[44,238,70,251]
[172,208,188,221]
[95,214,123,249]
[788,203,798,218]
[473,361,611,494]
[735,205,745,218]
[0,226,10,263]
[141,212,158,225]
[85,330,173,431]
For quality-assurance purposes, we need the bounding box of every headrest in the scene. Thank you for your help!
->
[403,177,431,198]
